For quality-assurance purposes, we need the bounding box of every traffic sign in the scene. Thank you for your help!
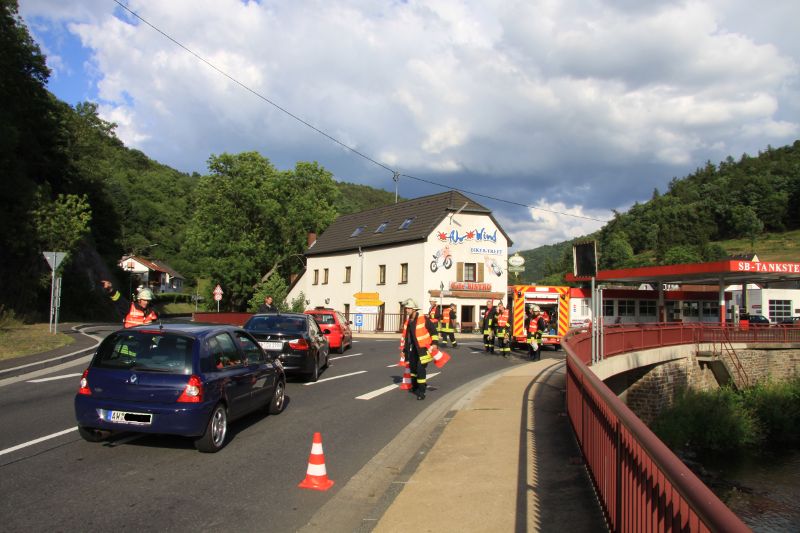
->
[213,284,223,301]
[43,251,67,271]
[354,314,364,327]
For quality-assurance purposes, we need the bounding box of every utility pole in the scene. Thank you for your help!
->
[393,171,400,203]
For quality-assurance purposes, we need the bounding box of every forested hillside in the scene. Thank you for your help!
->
[0,2,397,319]
[517,142,800,283]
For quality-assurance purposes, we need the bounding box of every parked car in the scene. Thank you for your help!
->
[74,324,286,453]
[778,316,800,326]
[305,307,353,353]
[746,314,771,325]
[244,313,329,382]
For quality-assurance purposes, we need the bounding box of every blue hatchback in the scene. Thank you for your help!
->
[74,324,286,452]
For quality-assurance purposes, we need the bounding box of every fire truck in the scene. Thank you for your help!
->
[507,285,571,349]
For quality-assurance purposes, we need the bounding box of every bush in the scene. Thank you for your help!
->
[741,378,800,445]
[651,387,763,453]
[155,292,194,305]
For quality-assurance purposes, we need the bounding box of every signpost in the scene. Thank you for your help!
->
[508,253,525,279]
[213,284,223,312]
[43,251,67,334]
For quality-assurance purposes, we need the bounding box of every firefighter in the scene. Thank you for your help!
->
[494,302,511,357]
[525,305,547,360]
[400,299,438,400]
[481,299,496,353]
[427,298,441,344]
[439,303,458,348]
[102,280,159,328]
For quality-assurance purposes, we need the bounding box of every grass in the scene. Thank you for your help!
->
[716,228,800,261]
[0,322,75,361]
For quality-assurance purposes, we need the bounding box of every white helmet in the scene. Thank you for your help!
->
[403,298,421,309]
[137,288,155,301]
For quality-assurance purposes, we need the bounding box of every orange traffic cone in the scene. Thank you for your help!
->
[432,347,450,368]
[298,432,335,491]
[399,367,413,390]
[398,353,406,367]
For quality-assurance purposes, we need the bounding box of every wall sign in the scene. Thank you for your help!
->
[470,247,502,255]
[437,228,498,245]
[450,282,492,291]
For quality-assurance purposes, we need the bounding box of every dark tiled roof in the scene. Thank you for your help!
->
[306,190,512,256]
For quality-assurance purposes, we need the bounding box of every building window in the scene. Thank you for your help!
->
[464,263,476,282]
[682,301,700,317]
[323,268,329,284]
[313,269,319,285]
[378,264,386,285]
[398,217,415,230]
[344,266,351,283]
[603,300,614,317]
[639,300,657,316]
[618,300,635,316]
[702,301,719,317]
[375,221,388,233]
[350,226,365,237]
[769,299,791,321]
[400,263,408,284]
[581,299,590,317]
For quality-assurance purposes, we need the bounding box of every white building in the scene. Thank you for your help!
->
[118,255,185,294]
[287,191,511,332]
[726,284,800,322]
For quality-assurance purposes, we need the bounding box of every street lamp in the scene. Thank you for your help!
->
[358,247,364,293]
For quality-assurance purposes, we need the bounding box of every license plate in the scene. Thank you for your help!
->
[108,410,152,425]
[259,341,283,351]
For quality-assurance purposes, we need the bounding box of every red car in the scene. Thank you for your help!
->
[305,308,353,353]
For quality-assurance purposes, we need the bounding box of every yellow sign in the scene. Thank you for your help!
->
[354,292,383,307]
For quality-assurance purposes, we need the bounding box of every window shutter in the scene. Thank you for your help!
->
[456,262,464,282]
[478,263,484,282]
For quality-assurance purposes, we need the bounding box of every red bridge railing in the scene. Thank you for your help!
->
[563,323,798,532]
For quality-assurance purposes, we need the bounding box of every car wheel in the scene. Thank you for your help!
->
[195,403,228,453]
[269,379,286,415]
[336,341,344,354]
[78,425,110,443]
[306,356,319,383]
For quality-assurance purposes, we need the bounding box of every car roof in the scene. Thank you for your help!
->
[305,308,336,313]
[126,323,242,339]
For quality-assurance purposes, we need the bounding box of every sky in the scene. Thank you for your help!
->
[18,0,800,252]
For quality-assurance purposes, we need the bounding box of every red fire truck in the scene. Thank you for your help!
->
[507,285,571,349]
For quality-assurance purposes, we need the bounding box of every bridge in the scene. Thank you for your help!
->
[563,322,800,532]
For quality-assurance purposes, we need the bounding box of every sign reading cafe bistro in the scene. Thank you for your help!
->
[450,282,492,291]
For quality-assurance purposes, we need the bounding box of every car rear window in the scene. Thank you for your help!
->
[93,332,195,375]
[310,314,337,325]
[246,315,306,332]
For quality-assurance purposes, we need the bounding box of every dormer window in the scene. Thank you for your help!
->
[398,217,415,230]
[350,226,366,237]
[375,221,389,233]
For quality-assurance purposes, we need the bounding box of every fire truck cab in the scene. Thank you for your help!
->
[507,285,570,350]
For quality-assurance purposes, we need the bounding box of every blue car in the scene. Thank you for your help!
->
[75,324,286,453]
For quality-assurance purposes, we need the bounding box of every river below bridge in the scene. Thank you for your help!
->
[702,448,800,532]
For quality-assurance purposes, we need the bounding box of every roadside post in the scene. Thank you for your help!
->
[213,284,223,312]
[354,313,363,333]
[43,251,67,334]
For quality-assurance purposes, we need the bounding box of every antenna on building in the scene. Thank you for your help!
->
[393,171,400,203]
[449,202,468,227]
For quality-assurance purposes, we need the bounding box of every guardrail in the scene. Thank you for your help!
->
[561,323,783,532]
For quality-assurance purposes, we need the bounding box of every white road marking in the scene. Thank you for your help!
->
[27,373,82,383]
[329,353,362,361]
[355,372,440,400]
[0,427,77,457]
[304,370,367,385]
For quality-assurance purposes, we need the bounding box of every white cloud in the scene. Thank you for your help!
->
[19,0,800,251]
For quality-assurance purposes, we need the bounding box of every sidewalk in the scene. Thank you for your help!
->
[371,353,607,532]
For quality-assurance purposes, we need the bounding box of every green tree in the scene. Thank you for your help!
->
[248,275,290,312]
[662,245,702,265]
[600,231,634,269]
[31,192,92,251]
[186,152,340,310]
[729,205,764,252]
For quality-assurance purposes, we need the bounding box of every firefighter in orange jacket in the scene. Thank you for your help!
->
[427,299,441,344]
[525,305,547,360]
[102,280,158,327]
[401,298,438,400]
[494,302,511,357]
[439,303,458,348]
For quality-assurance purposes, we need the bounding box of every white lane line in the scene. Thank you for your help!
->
[0,427,77,457]
[386,364,403,368]
[27,373,82,383]
[304,370,367,385]
[329,353,362,361]
[355,372,440,400]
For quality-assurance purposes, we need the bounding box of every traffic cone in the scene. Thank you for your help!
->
[298,432,335,491]
[432,347,451,368]
[398,353,406,367]
[399,367,413,390]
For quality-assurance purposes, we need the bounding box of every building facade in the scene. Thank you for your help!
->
[287,191,511,332]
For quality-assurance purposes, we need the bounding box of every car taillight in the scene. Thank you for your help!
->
[177,375,203,403]
[288,338,309,351]
[77,368,91,395]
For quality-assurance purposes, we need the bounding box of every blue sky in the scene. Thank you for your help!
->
[19,0,800,251]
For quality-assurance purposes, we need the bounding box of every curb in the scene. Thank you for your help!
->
[0,324,104,379]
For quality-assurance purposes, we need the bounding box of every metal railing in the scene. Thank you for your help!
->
[561,322,797,532]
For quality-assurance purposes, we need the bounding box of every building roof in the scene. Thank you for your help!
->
[306,190,512,256]
[121,255,184,279]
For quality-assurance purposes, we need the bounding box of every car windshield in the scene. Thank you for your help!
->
[246,315,306,333]
[93,331,195,374]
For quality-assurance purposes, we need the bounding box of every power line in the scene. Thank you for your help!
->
[111,0,609,224]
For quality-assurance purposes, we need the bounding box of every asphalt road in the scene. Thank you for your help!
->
[0,333,526,532]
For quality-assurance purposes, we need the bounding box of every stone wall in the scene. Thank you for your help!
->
[618,345,800,425]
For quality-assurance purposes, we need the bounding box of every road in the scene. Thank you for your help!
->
[0,331,527,532]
